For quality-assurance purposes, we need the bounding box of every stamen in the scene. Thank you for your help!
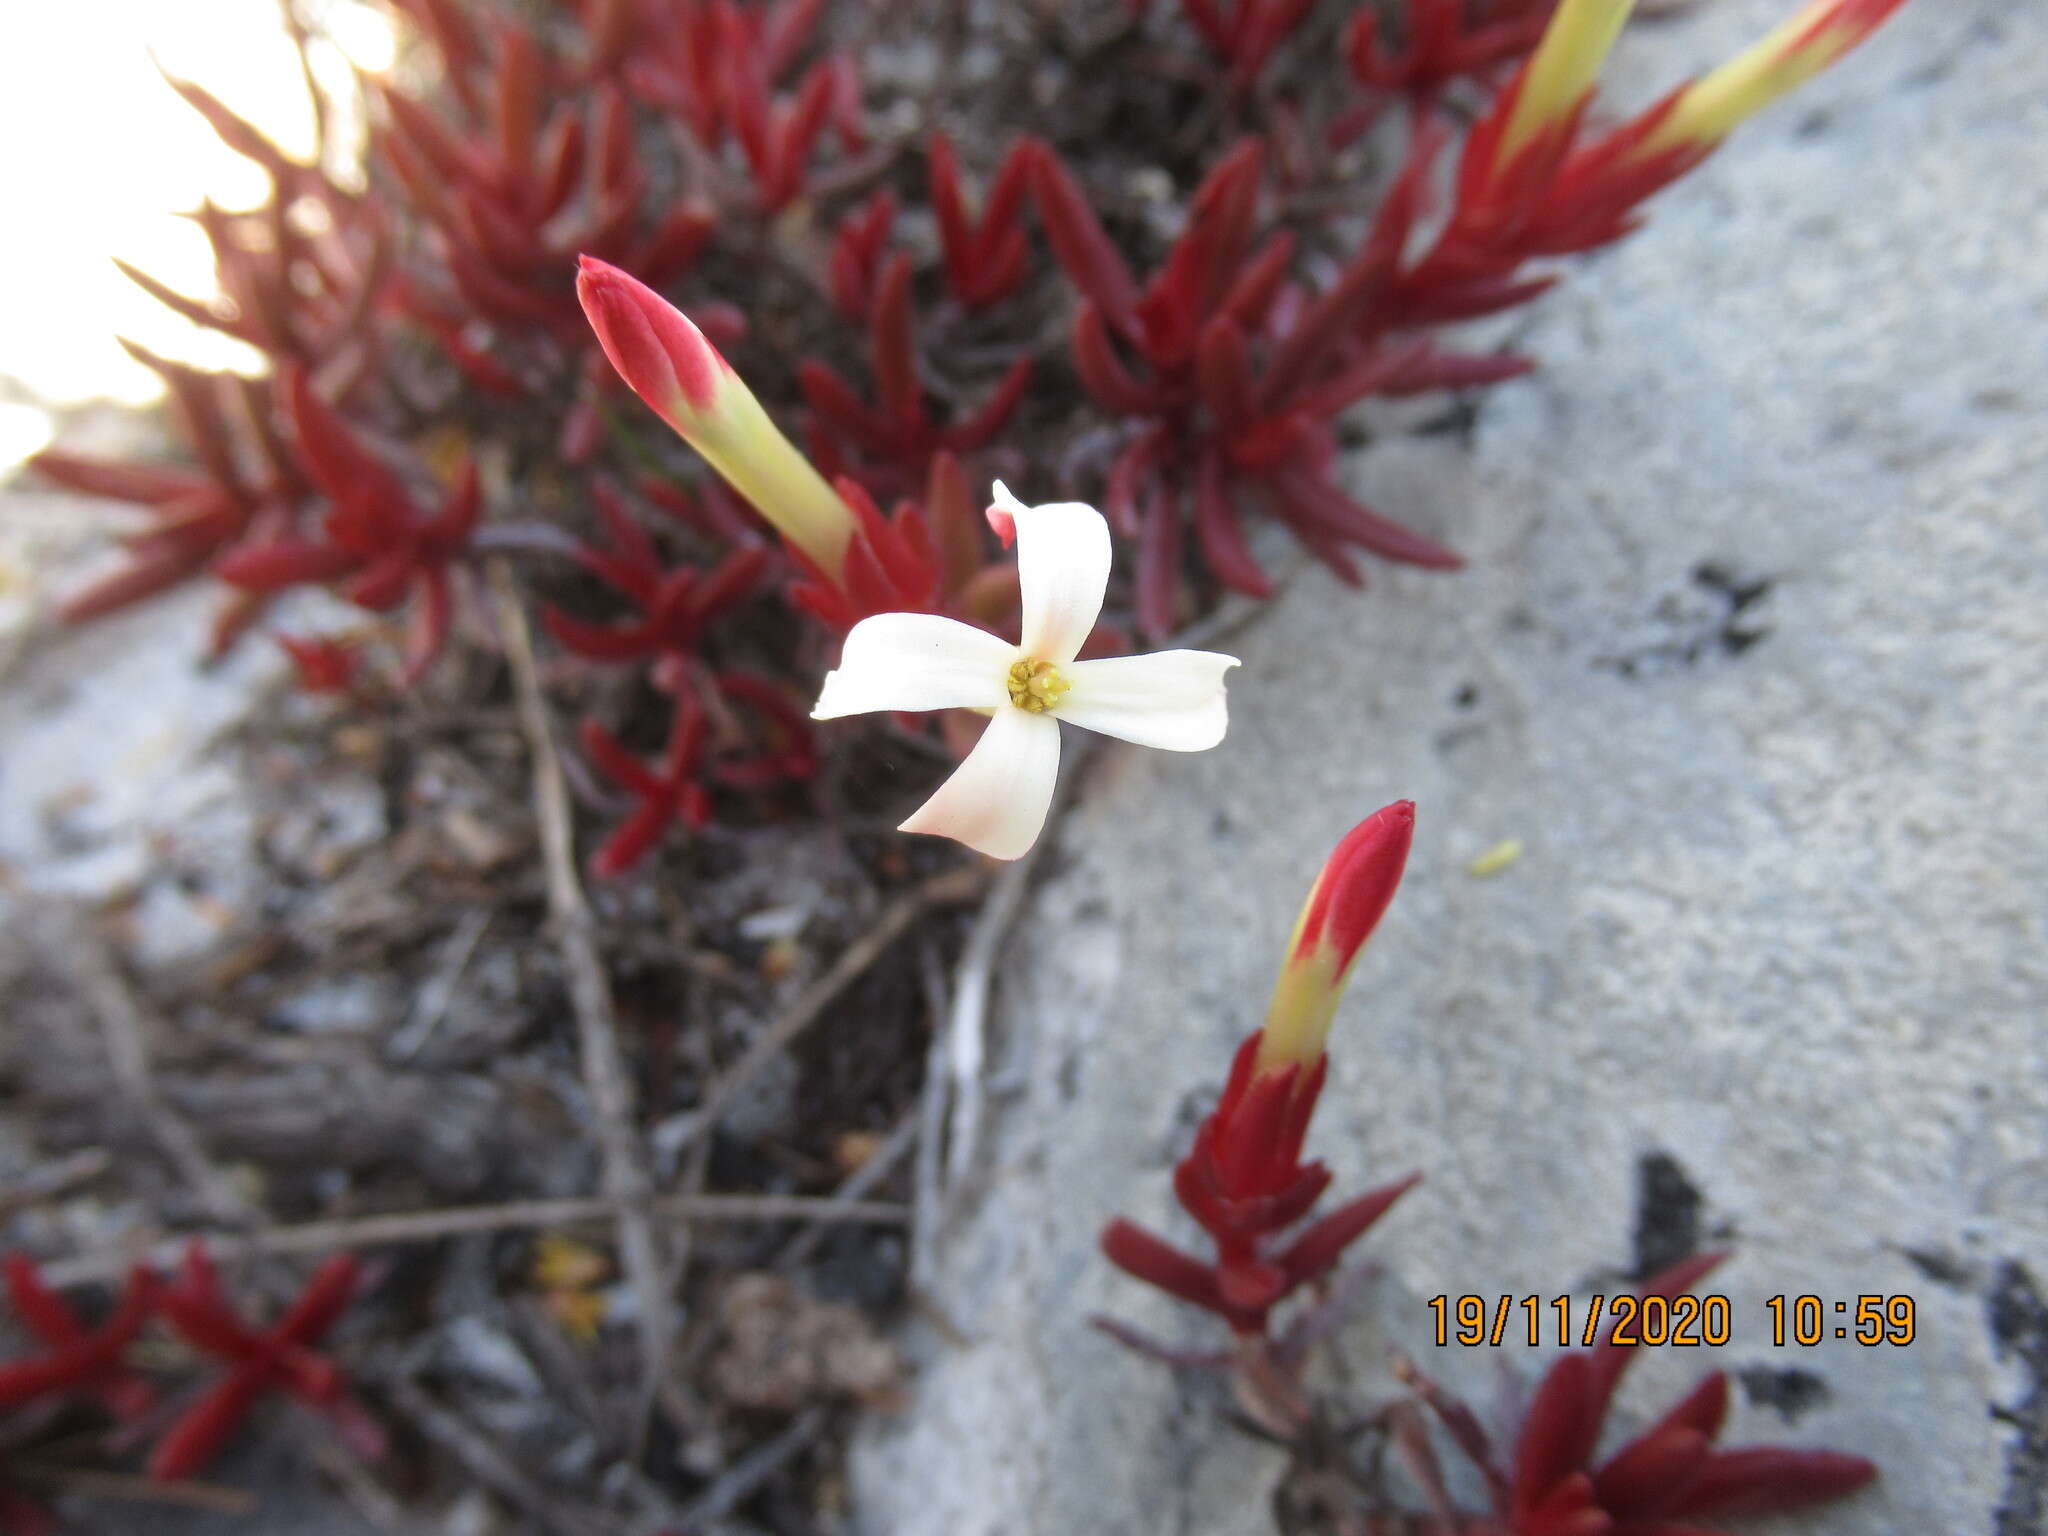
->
[1007,657,1071,713]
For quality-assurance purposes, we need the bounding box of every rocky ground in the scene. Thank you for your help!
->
[852,2,2048,1532]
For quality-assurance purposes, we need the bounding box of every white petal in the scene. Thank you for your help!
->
[1001,486,1111,666]
[898,706,1061,860]
[1056,649,1240,751]
[812,613,1016,719]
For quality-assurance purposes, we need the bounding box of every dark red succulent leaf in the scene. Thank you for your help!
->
[275,634,361,694]
[828,189,898,319]
[1345,0,1557,119]
[786,476,936,630]
[1100,1220,1234,1320]
[543,481,772,666]
[928,133,1036,309]
[623,0,856,213]
[1589,1425,1714,1522]
[1142,0,1319,91]
[711,671,821,786]
[1034,138,1489,632]
[1272,1173,1423,1287]
[1513,1353,1605,1521]
[580,667,817,875]
[1673,1446,1878,1521]
[148,1244,374,1482]
[0,1258,157,1419]
[1103,1027,1419,1337]
[363,18,738,456]
[799,253,1033,481]
[1027,139,1139,330]
[581,691,713,877]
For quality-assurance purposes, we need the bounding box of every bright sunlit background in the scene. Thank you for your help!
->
[0,0,398,469]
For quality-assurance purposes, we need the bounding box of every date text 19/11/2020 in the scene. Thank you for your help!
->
[1427,1294,1919,1349]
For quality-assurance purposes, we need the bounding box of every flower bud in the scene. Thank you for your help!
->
[1635,0,1910,157]
[576,256,853,577]
[1257,801,1415,1072]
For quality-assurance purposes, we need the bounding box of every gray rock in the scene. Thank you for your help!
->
[854,2,2047,1532]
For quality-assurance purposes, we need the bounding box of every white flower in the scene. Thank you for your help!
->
[811,483,1240,860]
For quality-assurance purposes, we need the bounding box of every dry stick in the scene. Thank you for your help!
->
[495,560,675,1441]
[940,736,1094,1193]
[39,1192,908,1288]
[385,907,492,1064]
[673,862,988,1161]
[940,850,1037,1192]
[674,1405,828,1529]
[7,1464,257,1517]
[773,1105,921,1270]
[910,940,954,1294]
[390,1379,626,1536]
[64,913,255,1226]
[290,1408,421,1536]
[0,1148,112,1221]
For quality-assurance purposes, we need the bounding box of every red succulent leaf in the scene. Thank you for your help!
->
[1674,1447,1878,1519]
[1590,1426,1713,1521]
[1073,305,1160,416]
[1272,1172,1422,1288]
[215,537,361,593]
[29,452,215,507]
[0,1259,157,1418]
[828,189,897,318]
[1193,448,1270,598]
[1099,1220,1232,1319]
[161,72,297,180]
[581,692,723,877]
[148,1242,367,1480]
[929,133,1036,308]
[942,355,1033,452]
[149,1368,271,1482]
[1133,473,1183,637]
[1513,1353,1603,1516]
[1585,1252,1729,1416]
[276,633,360,694]
[1029,141,1140,329]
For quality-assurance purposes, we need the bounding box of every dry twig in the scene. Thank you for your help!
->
[291,1408,423,1535]
[391,1378,626,1536]
[910,939,954,1294]
[7,1464,258,1517]
[939,737,1096,1193]
[676,861,987,1159]
[385,907,492,1064]
[61,911,254,1225]
[39,1191,907,1287]
[675,1405,829,1529]
[490,559,675,1441]
[0,1148,112,1221]
[774,1105,921,1269]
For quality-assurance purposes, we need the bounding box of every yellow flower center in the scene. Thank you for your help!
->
[1007,658,1071,714]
